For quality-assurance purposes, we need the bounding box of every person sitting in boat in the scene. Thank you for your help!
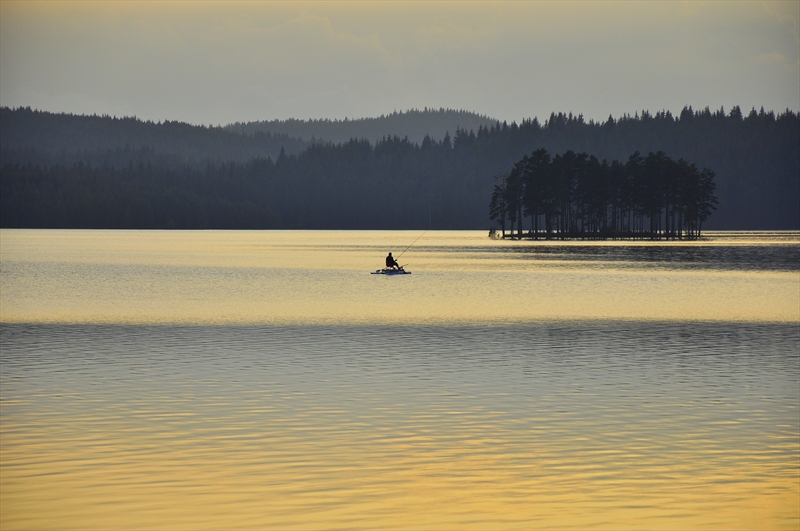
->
[385,252,400,270]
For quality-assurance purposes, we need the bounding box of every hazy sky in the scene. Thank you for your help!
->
[1,1,798,125]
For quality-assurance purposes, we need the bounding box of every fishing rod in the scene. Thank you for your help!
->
[396,229,429,260]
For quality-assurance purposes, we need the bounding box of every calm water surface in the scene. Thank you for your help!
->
[1,230,798,530]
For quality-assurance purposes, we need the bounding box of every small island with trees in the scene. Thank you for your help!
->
[490,149,717,240]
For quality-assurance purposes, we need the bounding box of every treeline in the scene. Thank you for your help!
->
[1,159,281,229]
[226,108,495,145]
[1,136,475,229]
[491,149,717,240]
[1,106,798,230]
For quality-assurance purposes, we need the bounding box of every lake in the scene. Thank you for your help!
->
[1,230,798,530]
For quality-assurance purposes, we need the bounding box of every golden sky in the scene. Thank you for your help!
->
[1,1,798,124]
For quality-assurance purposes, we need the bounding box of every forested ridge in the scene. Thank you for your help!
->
[0,107,310,166]
[0,107,492,166]
[226,108,496,145]
[1,106,797,230]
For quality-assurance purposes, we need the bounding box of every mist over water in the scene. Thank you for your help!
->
[1,230,798,529]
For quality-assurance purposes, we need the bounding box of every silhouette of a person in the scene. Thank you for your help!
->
[386,252,400,269]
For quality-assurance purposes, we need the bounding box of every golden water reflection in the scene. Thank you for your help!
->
[2,323,798,530]
[1,229,798,324]
[1,231,798,530]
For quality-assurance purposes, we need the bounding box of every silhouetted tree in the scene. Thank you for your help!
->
[489,172,509,237]
[487,148,718,240]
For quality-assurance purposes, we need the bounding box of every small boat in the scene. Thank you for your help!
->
[371,267,411,275]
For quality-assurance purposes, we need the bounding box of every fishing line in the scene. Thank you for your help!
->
[396,229,428,260]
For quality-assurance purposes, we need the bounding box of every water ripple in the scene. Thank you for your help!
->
[1,321,798,530]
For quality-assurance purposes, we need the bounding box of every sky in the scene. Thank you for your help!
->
[1,1,798,126]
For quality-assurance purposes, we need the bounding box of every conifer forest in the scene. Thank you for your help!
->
[1,106,797,231]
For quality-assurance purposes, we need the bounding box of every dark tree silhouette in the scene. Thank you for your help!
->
[489,172,509,238]
[492,148,718,239]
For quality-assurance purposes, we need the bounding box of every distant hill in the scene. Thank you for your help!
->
[0,107,310,167]
[225,108,497,145]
